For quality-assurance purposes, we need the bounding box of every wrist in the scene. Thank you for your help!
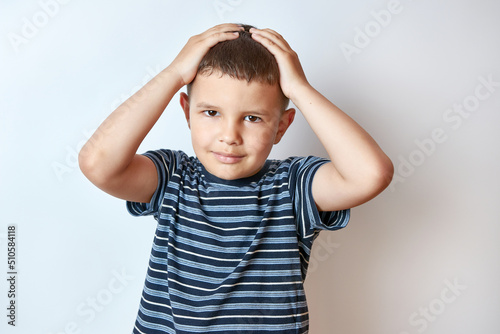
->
[287,81,314,106]
[160,65,189,91]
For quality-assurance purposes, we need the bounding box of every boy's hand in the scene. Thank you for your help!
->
[169,23,244,86]
[250,28,309,102]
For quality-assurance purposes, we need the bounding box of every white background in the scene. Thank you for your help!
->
[1,0,499,333]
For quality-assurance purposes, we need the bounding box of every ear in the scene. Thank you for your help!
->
[274,108,295,144]
[179,92,191,128]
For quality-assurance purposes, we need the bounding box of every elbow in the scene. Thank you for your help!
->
[78,145,109,188]
[352,155,394,205]
[78,145,90,176]
[78,145,97,182]
[369,155,394,195]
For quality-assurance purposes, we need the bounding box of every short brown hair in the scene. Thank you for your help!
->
[187,24,289,111]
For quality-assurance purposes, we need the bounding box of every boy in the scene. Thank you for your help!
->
[79,24,393,333]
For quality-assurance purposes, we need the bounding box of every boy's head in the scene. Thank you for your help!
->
[187,24,289,111]
[180,24,295,180]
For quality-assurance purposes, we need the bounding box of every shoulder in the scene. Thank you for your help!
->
[264,156,328,195]
[139,149,206,192]
[143,149,189,164]
[143,149,198,173]
[281,156,330,180]
[266,156,327,172]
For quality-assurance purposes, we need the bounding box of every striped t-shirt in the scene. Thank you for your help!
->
[127,149,350,333]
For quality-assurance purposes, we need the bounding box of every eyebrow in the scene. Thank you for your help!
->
[195,102,269,116]
[195,102,220,110]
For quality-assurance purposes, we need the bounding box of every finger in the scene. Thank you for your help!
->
[250,28,291,51]
[251,28,285,42]
[204,23,244,37]
[250,31,288,58]
[203,24,244,43]
[192,25,242,51]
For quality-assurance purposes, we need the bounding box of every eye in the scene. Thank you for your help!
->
[244,115,262,123]
[203,110,219,117]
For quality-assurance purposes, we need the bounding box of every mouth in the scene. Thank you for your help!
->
[212,152,245,164]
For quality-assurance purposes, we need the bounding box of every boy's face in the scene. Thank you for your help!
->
[180,73,294,180]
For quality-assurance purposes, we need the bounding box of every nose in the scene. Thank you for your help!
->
[219,120,242,145]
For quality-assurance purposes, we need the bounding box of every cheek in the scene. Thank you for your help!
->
[190,122,213,146]
[246,127,277,151]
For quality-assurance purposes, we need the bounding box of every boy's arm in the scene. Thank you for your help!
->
[79,24,243,203]
[251,28,394,211]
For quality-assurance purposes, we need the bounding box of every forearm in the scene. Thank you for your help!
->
[79,66,183,180]
[291,83,393,186]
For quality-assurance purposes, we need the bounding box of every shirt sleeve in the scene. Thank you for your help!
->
[288,156,350,238]
[126,149,181,219]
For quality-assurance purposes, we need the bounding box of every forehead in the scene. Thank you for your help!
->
[189,74,282,113]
